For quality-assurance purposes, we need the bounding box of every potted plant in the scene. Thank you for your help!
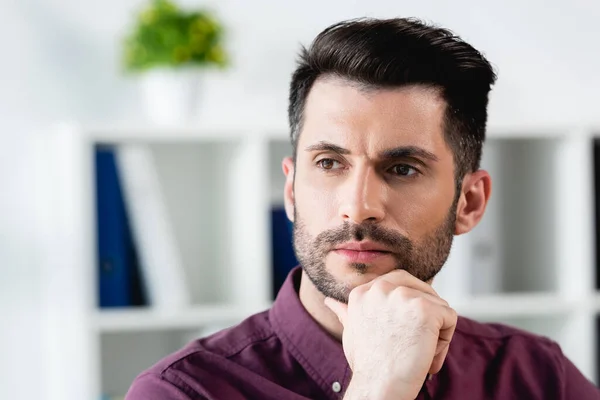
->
[123,0,228,123]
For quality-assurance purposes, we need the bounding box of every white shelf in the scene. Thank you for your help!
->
[94,303,272,333]
[454,293,576,319]
[591,293,600,311]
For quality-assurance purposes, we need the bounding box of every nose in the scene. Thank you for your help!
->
[338,166,385,224]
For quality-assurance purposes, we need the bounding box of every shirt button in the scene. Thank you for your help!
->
[332,381,342,393]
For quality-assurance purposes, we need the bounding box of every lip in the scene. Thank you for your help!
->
[334,241,391,252]
[333,241,392,263]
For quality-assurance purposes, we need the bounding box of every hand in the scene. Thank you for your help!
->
[324,270,457,400]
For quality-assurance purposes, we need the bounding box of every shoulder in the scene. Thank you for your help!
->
[453,315,562,359]
[455,316,559,346]
[150,310,274,374]
[126,310,276,399]
[450,316,565,380]
[439,317,600,398]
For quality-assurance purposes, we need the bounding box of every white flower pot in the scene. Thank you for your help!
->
[139,68,202,124]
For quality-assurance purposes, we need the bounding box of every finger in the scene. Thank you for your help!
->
[324,297,349,326]
[365,269,440,298]
[429,331,452,374]
[437,305,458,344]
[380,270,440,297]
[429,305,458,374]
[389,285,450,308]
[350,281,448,311]
[429,344,449,374]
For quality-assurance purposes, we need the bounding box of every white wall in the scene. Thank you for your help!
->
[1,0,599,398]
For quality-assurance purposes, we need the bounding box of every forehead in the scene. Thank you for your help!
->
[299,77,448,153]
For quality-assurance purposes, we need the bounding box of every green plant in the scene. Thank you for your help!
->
[123,0,228,72]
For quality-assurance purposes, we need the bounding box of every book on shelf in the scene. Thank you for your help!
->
[116,144,191,310]
[271,206,298,299]
[94,144,191,310]
[94,145,146,308]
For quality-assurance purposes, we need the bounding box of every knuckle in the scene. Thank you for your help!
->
[348,285,367,301]
[371,279,398,294]
[407,297,433,325]
[411,296,430,313]
[391,286,413,301]
[390,269,412,281]
[371,279,391,293]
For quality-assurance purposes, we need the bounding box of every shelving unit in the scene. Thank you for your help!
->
[93,304,271,333]
[39,122,599,400]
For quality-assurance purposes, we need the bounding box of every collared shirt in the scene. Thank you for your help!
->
[125,267,599,399]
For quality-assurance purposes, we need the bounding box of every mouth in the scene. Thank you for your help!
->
[332,249,391,263]
[332,241,393,263]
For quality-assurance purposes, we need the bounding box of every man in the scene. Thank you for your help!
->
[126,17,599,399]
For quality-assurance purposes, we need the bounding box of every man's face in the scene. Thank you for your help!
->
[284,77,460,304]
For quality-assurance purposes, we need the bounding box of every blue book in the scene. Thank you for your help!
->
[95,146,143,308]
[271,207,299,298]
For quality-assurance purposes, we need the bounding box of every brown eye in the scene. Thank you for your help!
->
[391,164,417,176]
[317,158,340,170]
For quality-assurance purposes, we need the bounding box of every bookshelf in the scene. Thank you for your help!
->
[39,123,599,400]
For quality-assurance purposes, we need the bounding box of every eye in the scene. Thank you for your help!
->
[316,158,342,170]
[390,164,418,177]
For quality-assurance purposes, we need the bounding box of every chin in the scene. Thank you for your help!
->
[329,252,395,274]
[327,258,395,285]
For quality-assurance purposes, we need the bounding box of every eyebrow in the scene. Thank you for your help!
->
[380,146,439,163]
[304,141,438,162]
[304,141,351,155]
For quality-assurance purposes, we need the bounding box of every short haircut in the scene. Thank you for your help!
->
[288,17,497,181]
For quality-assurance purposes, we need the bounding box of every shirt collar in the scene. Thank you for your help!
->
[269,266,351,397]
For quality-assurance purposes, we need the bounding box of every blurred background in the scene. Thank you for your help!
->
[2,0,600,399]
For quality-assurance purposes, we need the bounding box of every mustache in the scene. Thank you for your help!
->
[312,221,413,253]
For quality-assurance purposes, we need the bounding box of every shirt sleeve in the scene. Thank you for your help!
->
[125,372,201,400]
[125,366,252,400]
[561,355,600,399]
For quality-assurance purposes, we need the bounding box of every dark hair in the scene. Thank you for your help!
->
[288,17,497,181]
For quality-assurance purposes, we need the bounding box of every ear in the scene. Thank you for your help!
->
[454,169,492,235]
[282,157,295,222]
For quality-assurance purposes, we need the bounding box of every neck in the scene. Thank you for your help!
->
[298,270,344,341]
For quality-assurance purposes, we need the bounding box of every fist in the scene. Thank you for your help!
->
[324,270,458,399]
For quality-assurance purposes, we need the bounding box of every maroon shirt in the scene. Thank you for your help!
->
[126,267,599,399]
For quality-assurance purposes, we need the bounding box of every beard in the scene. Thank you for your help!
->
[292,202,457,304]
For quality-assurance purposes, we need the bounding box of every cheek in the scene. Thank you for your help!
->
[294,174,338,231]
[388,180,454,236]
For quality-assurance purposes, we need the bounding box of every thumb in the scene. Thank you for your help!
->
[324,297,348,326]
